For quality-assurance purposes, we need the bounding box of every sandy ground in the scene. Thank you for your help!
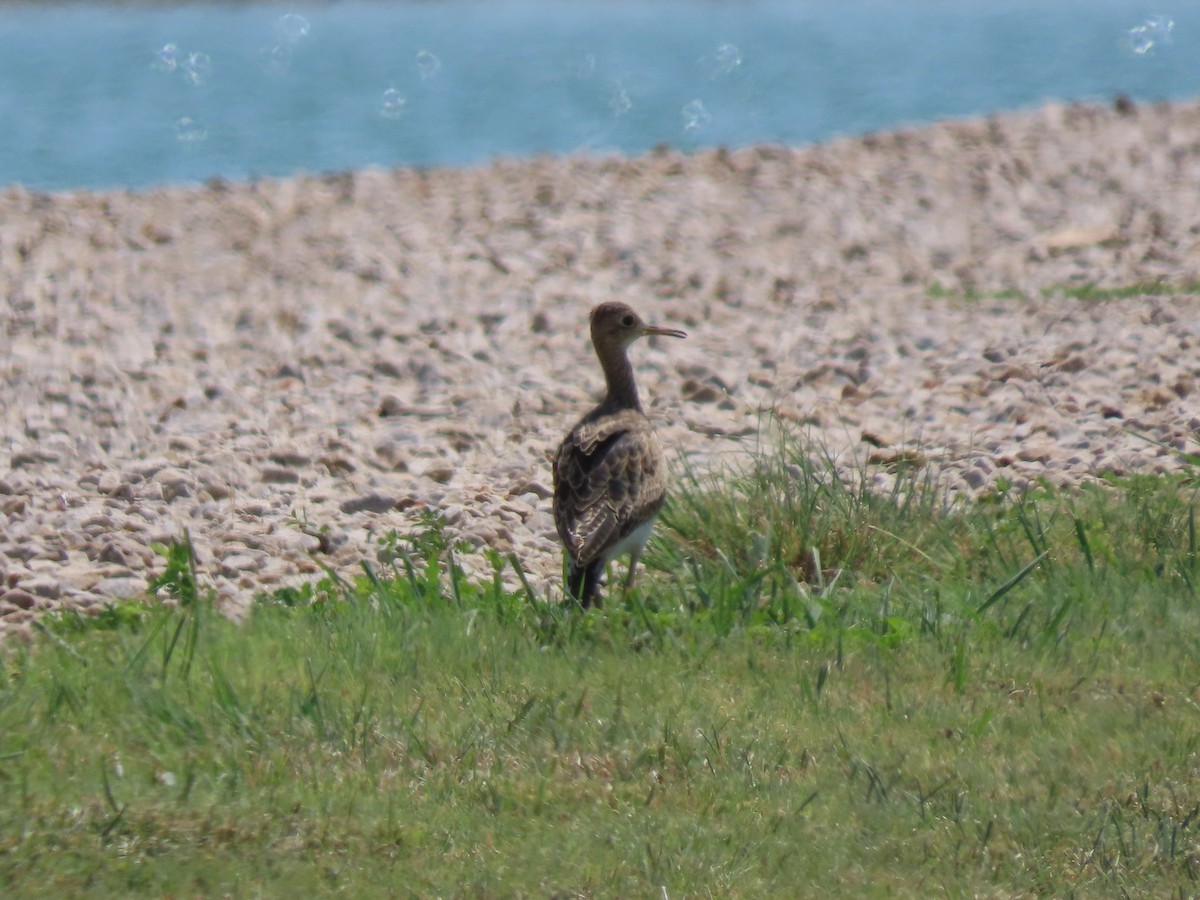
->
[2,96,1200,639]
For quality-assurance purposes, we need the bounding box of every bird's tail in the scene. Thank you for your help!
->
[567,558,605,608]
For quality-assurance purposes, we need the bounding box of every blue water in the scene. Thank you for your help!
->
[0,0,1194,191]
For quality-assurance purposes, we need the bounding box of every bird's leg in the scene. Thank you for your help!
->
[567,558,605,608]
[623,547,643,590]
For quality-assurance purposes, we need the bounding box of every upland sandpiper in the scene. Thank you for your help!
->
[552,302,686,606]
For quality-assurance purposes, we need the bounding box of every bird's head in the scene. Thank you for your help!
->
[589,302,686,352]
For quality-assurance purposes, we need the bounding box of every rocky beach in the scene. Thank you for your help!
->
[2,97,1199,640]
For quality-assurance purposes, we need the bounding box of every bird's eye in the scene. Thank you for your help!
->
[621,315,635,327]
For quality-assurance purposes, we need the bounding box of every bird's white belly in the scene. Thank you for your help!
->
[604,516,657,564]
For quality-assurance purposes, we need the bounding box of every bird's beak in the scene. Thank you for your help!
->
[643,324,687,340]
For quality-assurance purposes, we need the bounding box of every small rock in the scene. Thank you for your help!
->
[372,360,404,379]
[12,449,59,467]
[274,530,322,555]
[24,577,62,600]
[96,540,132,568]
[425,463,455,484]
[461,524,497,548]
[442,504,468,526]
[961,468,987,489]
[681,379,723,403]
[269,447,311,467]
[1057,355,1088,374]
[0,496,26,516]
[995,365,1034,383]
[154,468,193,502]
[98,471,132,498]
[168,435,200,453]
[58,563,105,591]
[126,457,172,480]
[303,528,348,554]
[327,319,356,343]
[93,576,146,600]
[1,588,38,610]
[139,481,165,503]
[509,480,553,500]
[319,454,355,474]
[260,467,300,484]
[4,544,43,562]
[81,513,115,532]
[378,395,414,417]
[219,554,263,578]
[1016,443,1052,463]
[61,589,108,611]
[339,493,397,515]
[201,478,234,500]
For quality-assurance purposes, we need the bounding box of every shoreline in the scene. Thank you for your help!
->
[3,96,1199,640]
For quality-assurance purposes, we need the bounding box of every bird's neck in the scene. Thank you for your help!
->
[600,347,642,413]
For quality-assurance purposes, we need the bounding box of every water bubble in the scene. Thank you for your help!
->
[154,43,179,73]
[379,87,406,119]
[573,53,597,78]
[277,13,310,45]
[182,51,212,86]
[714,43,742,75]
[415,49,441,80]
[260,43,293,75]
[1127,27,1154,54]
[608,84,632,117]
[174,116,208,142]
[1127,15,1174,55]
[682,99,711,131]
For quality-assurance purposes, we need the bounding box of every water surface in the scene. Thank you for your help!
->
[0,1,1191,190]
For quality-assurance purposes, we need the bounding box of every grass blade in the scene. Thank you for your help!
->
[976,550,1048,614]
[1073,518,1094,573]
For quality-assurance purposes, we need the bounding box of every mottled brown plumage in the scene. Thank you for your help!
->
[552,302,685,606]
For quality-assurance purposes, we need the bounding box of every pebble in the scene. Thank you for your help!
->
[269,447,312,467]
[260,467,300,484]
[961,468,987,489]
[23,577,62,600]
[340,492,397,514]
[1,589,39,611]
[5,98,1200,632]
[202,478,235,499]
[93,576,147,600]
[220,554,264,578]
[509,480,553,500]
[424,463,456,484]
[154,468,194,502]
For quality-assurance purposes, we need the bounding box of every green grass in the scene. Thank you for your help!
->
[3,436,1200,897]
[1044,281,1200,301]
[926,282,1026,302]
[926,279,1200,303]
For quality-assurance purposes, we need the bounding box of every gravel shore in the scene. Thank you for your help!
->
[3,96,1199,639]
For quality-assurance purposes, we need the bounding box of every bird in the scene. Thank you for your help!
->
[552,301,686,607]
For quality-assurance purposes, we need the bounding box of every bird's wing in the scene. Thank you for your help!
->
[553,411,667,566]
